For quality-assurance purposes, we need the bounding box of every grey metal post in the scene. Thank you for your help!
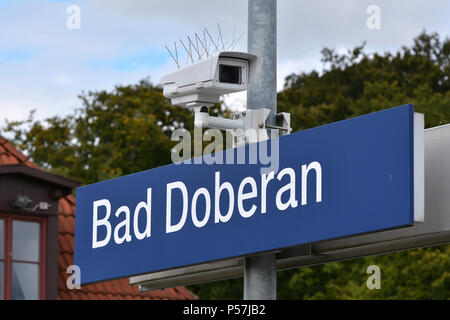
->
[244,0,277,300]
[247,0,278,126]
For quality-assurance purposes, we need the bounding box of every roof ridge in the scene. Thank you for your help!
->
[0,135,39,168]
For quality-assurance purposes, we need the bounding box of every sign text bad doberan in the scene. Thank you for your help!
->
[75,105,415,285]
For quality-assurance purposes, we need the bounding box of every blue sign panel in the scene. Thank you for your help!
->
[75,105,415,284]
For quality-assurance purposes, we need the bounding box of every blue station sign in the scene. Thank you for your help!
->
[75,105,416,285]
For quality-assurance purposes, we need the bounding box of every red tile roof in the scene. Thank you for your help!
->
[0,137,40,169]
[0,136,198,300]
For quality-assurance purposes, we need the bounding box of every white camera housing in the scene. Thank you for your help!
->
[161,51,257,108]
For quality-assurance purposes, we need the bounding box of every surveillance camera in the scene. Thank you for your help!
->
[161,51,257,108]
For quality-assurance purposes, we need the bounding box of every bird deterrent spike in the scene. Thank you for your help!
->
[188,35,201,61]
[210,33,221,55]
[196,33,207,58]
[203,30,210,56]
[167,26,244,67]
[217,23,225,51]
[205,28,220,54]
[230,32,244,51]
[194,35,201,59]
[188,38,192,62]
[175,41,179,67]
[179,39,193,64]
[204,29,212,54]
[196,32,209,57]
[227,24,238,51]
[165,43,179,69]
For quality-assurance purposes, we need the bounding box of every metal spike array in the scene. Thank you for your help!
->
[165,24,244,69]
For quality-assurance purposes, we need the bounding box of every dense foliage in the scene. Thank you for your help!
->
[2,31,449,299]
[279,31,450,130]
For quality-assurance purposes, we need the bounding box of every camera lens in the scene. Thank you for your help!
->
[219,65,242,85]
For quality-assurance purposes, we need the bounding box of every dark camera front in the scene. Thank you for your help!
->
[219,64,242,85]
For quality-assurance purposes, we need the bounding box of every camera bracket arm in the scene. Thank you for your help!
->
[190,103,292,148]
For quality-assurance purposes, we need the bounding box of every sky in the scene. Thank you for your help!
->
[0,0,449,127]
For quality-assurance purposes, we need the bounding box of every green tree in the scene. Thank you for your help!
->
[273,31,450,300]
[280,245,450,300]
[279,31,450,131]
[3,79,199,184]
[3,78,230,185]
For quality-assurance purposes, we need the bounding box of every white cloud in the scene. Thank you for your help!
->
[0,0,449,127]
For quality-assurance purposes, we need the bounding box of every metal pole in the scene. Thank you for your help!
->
[244,254,277,300]
[247,0,278,126]
[244,0,277,300]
